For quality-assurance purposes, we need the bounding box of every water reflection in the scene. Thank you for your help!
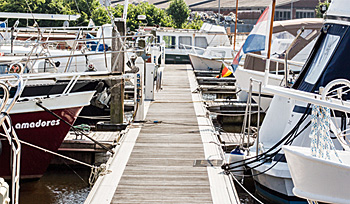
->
[19,165,91,204]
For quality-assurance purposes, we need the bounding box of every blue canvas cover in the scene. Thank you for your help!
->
[294,24,350,93]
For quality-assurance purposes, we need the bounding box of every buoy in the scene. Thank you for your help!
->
[225,147,246,180]
[9,63,23,73]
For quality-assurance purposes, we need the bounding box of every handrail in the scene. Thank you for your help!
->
[181,44,227,58]
[245,52,304,67]
[241,78,262,153]
[0,74,24,204]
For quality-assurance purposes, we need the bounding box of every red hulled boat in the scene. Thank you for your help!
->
[0,91,95,179]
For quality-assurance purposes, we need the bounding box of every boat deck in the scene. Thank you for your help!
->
[84,65,239,204]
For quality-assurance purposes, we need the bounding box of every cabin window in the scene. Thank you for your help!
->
[305,34,340,84]
[163,36,176,49]
[157,36,160,43]
[179,36,192,49]
[195,37,208,48]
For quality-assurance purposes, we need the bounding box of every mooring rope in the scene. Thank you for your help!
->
[35,99,114,154]
[228,172,264,204]
[310,105,342,163]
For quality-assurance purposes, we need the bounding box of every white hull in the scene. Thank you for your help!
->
[189,54,230,71]
[249,161,295,197]
[284,146,350,204]
[235,67,284,111]
[11,91,95,114]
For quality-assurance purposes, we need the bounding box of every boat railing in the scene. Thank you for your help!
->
[21,71,119,97]
[0,36,146,74]
[245,52,304,86]
[0,74,24,204]
[265,79,350,151]
[245,52,304,72]
[241,78,262,153]
[181,44,226,57]
[181,44,205,55]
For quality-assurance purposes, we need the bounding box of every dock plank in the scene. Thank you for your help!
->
[111,65,212,204]
[85,65,239,204]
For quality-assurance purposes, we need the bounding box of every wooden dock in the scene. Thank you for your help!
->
[85,65,240,204]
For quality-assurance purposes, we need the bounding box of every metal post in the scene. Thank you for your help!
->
[256,81,262,156]
[247,78,253,153]
[135,57,145,121]
[233,0,238,51]
[284,27,304,87]
[145,63,155,100]
[11,27,14,54]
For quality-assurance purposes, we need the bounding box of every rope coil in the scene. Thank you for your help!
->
[310,105,342,163]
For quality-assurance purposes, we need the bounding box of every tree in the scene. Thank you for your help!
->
[166,0,190,28]
[0,0,174,31]
[0,0,97,27]
[184,13,203,30]
[126,2,173,31]
[315,0,330,18]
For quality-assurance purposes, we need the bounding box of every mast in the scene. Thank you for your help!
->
[123,0,129,21]
[233,0,238,51]
[263,0,276,86]
[218,0,221,24]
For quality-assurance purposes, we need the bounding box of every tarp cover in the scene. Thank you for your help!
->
[294,23,349,93]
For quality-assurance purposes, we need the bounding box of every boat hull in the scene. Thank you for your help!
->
[0,91,94,179]
[165,54,190,64]
[283,146,350,204]
[0,107,82,179]
[189,54,226,71]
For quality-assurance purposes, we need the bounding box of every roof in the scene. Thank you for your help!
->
[112,0,317,10]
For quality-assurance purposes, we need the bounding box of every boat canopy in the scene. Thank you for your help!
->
[244,18,323,72]
[200,23,227,34]
[294,23,350,93]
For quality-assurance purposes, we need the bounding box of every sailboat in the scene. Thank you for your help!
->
[0,74,95,179]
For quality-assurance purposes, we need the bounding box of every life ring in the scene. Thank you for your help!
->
[9,63,23,73]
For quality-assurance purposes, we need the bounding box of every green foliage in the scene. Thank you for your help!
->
[126,2,173,31]
[184,13,203,30]
[315,0,330,18]
[0,0,175,31]
[0,0,202,31]
[0,0,97,27]
[166,0,190,28]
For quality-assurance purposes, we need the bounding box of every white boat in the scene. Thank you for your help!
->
[243,1,350,202]
[284,146,350,204]
[235,18,322,111]
[151,23,231,64]
[188,46,233,71]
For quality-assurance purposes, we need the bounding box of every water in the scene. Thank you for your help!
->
[19,165,91,204]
